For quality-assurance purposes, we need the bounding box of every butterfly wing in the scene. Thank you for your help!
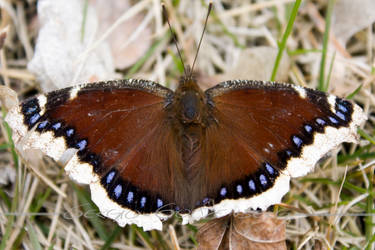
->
[6,79,183,230]
[195,80,366,219]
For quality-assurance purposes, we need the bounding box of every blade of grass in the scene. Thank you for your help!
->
[0,110,20,250]
[0,177,19,250]
[300,177,373,196]
[26,222,43,250]
[288,48,321,56]
[0,188,11,208]
[100,226,122,250]
[80,0,89,42]
[2,109,19,167]
[346,84,363,99]
[325,51,336,90]
[318,0,334,91]
[338,151,375,164]
[270,0,302,81]
[172,0,180,7]
[0,143,10,150]
[154,230,170,250]
[358,128,375,145]
[29,188,52,221]
[365,167,374,250]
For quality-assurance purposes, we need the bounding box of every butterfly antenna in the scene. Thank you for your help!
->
[191,1,213,76]
[162,3,186,76]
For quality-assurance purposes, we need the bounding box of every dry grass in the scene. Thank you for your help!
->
[0,0,374,249]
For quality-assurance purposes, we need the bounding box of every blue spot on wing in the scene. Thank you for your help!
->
[292,135,303,148]
[336,111,346,121]
[337,103,348,113]
[52,122,62,131]
[127,191,134,203]
[106,171,115,184]
[114,185,122,199]
[38,120,48,129]
[76,140,87,151]
[29,113,40,125]
[248,180,256,191]
[259,174,267,187]
[220,187,227,197]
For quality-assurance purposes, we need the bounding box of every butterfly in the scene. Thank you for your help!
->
[5,73,366,230]
[4,3,367,231]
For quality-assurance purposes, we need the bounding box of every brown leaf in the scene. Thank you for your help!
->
[197,216,228,250]
[197,212,286,250]
[0,85,18,110]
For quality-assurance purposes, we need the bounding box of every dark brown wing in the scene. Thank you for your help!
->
[12,79,184,214]
[199,80,364,211]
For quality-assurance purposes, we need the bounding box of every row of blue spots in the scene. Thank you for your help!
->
[36,118,87,153]
[218,162,278,200]
[291,114,341,152]
[22,98,42,128]
[36,117,76,139]
[104,170,166,212]
[336,99,350,122]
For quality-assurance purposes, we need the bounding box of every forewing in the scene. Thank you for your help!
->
[5,79,180,230]
[198,80,366,216]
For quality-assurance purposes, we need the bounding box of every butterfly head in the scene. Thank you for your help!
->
[173,73,207,125]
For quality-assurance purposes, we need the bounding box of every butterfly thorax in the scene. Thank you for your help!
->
[173,76,207,125]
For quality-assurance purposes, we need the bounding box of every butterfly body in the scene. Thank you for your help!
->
[166,75,212,209]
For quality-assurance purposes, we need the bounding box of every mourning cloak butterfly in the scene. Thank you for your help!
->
[4,4,367,231]
[6,77,366,230]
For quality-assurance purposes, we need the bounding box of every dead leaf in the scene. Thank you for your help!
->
[93,0,152,69]
[0,85,18,110]
[28,0,116,92]
[197,216,229,249]
[332,0,375,45]
[197,212,286,250]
